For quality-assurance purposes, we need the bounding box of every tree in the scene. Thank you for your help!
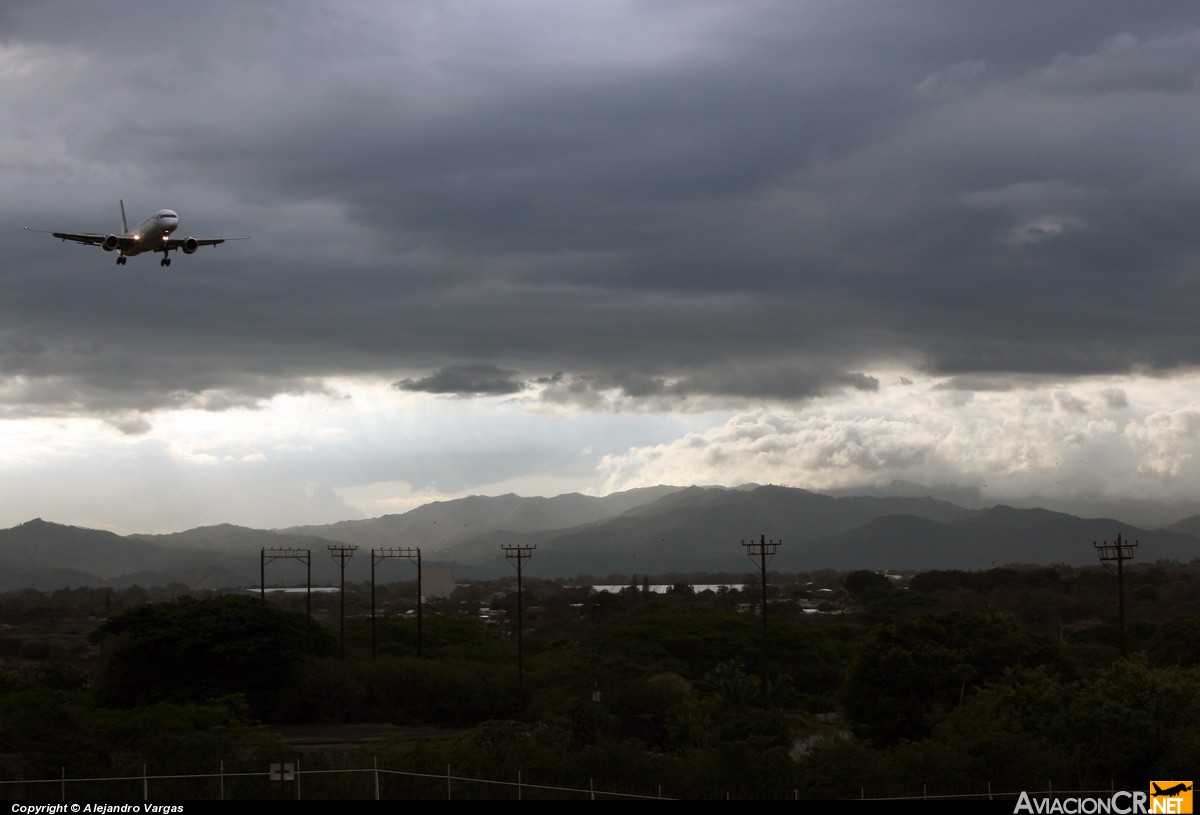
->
[842,610,1070,745]
[90,595,333,718]
[704,660,760,710]
[844,570,891,600]
[1054,657,1200,786]
[1147,615,1200,668]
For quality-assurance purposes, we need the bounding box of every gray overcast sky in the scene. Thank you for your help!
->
[5,0,1200,533]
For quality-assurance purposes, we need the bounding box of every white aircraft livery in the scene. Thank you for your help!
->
[25,200,251,266]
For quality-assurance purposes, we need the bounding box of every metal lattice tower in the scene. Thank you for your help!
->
[260,548,312,620]
[371,547,422,660]
[1094,533,1139,657]
[742,534,781,701]
[327,545,358,659]
[502,544,536,712]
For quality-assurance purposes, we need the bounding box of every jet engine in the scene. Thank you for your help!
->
[102,234,120,251]
[182,237,199,255]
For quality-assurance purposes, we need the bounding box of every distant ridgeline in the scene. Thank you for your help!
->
[1,486,1198,590]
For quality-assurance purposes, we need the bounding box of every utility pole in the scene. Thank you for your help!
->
[502,544,536,713]
[1093,534,1138,657]
[327,545,358,659]
[742,534,781,702]
[260,548,312,620]
[370,547,423,660]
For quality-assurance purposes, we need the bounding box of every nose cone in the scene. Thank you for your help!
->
[158,210,179,229]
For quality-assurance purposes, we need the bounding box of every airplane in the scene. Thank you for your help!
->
[25,200,250,266]
[1152,783,1192,797]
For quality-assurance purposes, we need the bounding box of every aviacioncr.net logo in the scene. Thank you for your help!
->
[1013,783,1193,815]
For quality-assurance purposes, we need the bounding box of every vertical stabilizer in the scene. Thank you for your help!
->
[119,200,128,235]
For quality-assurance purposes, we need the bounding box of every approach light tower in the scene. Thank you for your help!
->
[260,548,312,620]
[370,547,422,660]
[327,544,358,659]
[1094,534,1138,657]
[502,544,536,712]
[743,534,781,701]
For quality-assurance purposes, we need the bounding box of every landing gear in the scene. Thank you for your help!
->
[116,255,127,266]
[160,257,171,267]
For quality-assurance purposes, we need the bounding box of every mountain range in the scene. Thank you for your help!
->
[1,485,1197,591]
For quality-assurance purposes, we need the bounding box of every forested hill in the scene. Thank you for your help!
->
[278,485,684,550]
[453,487,1199,577]
[2,485,1199,588]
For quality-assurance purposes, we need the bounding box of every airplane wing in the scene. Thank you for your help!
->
[23,227,134,248]
[164,236,252,249]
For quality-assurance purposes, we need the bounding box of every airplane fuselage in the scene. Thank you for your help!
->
[122,209,179,256]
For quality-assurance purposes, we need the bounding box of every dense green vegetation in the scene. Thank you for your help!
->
[89,596,335,715]
[2,563,1199,799]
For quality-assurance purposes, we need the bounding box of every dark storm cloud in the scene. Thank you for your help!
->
[394,363,525,396]
[5,1,1200,418]
[535,364,878,410]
